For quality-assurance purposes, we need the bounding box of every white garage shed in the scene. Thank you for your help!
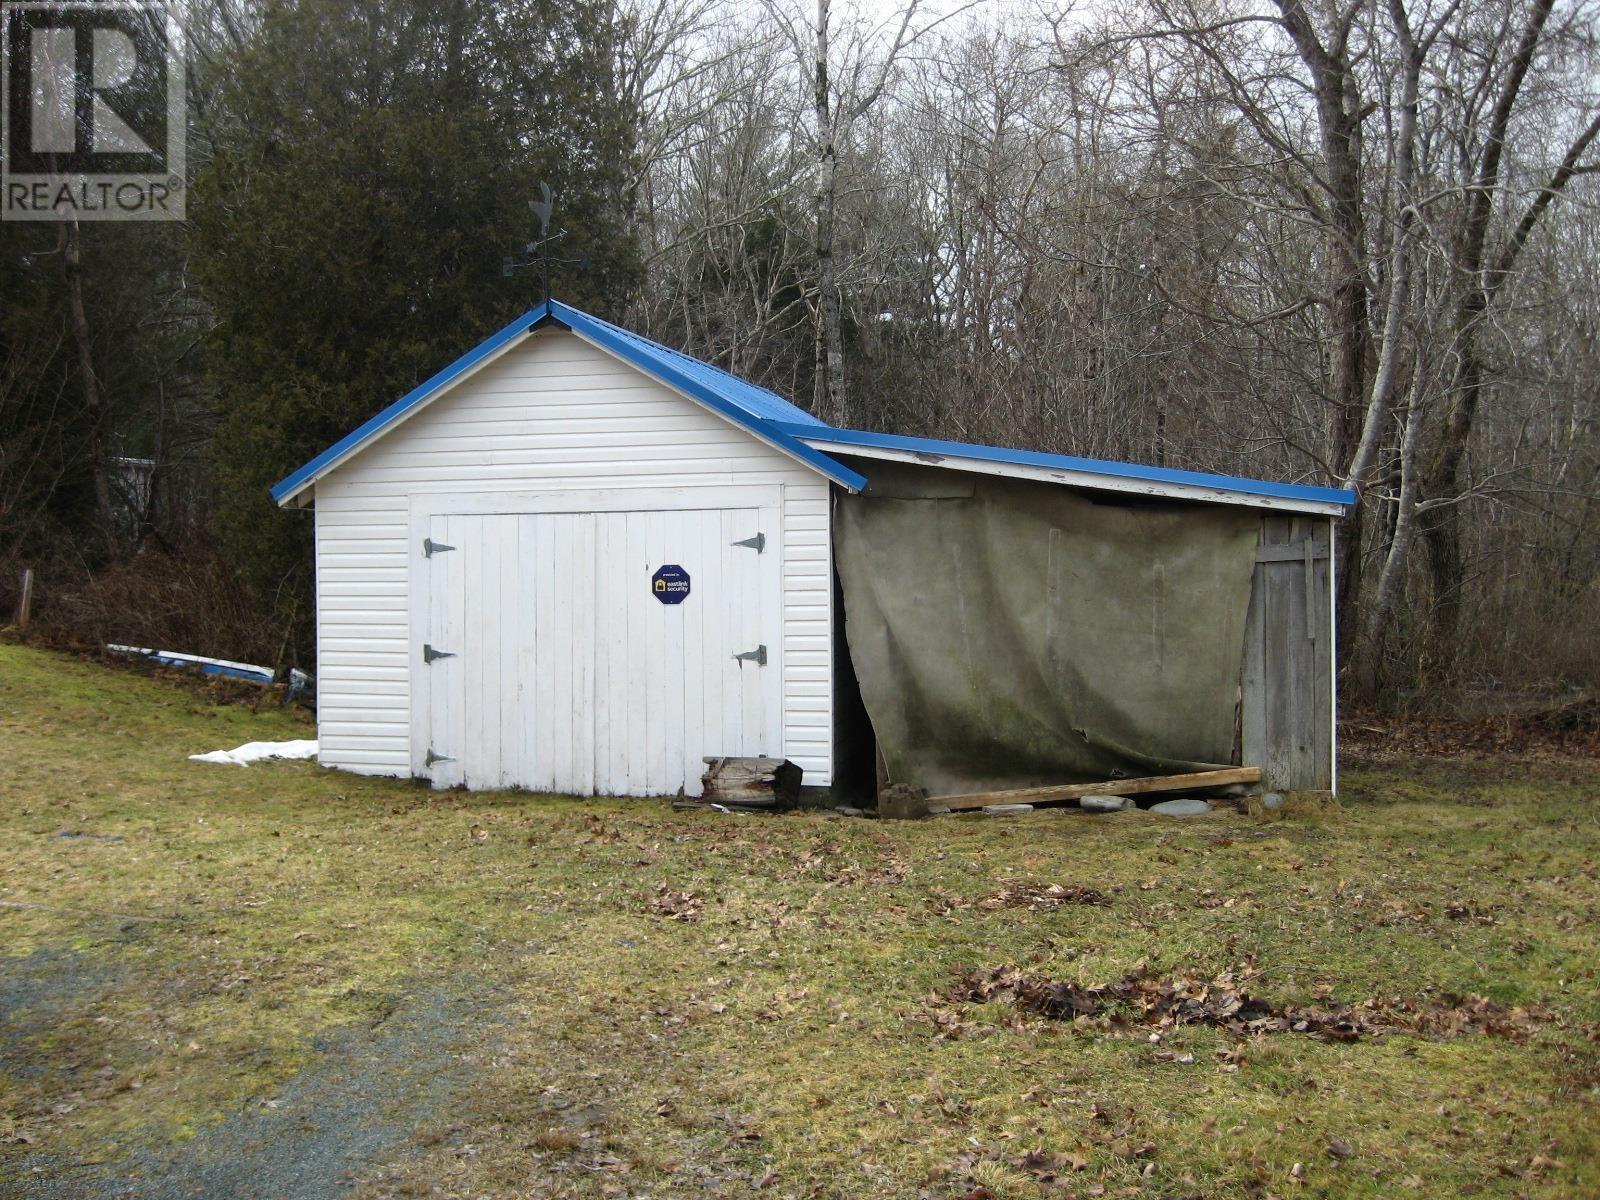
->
[274,299,1355,801]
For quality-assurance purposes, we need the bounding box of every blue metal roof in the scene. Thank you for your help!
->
[271,300,862,504]
[772,424,1356,510]
[271,297,1349,513]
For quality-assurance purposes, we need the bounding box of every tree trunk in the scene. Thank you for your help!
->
[59,217,115,548]
[1419,314,1480,642]
[1420,100,1600,644]
[1272,2,1372,661]
[812,0,847,425]
[1340,0,1425,691]
[443,0,467,105]
[1419,0,1556,646]
[1358,372,1426,698]
[1342,0,1422,496]
[1324,98,1372,660]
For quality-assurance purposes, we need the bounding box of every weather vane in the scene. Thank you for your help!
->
[503,181,589,305]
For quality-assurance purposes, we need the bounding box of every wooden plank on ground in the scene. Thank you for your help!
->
[934,766,1262,812]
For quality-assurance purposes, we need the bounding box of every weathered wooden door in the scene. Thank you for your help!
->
[412,502,779,794]
[1240,516,1334,790]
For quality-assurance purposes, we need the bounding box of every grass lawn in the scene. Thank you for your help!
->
[1,640,1597,1199]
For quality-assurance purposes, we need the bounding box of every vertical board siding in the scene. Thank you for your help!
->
[313,329,833,786]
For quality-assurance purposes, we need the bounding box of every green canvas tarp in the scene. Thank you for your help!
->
[834,462,1261,797]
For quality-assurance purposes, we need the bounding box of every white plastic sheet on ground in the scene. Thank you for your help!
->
[188,740,319,767]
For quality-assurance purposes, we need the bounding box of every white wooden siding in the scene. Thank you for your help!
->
[312,328,834,785]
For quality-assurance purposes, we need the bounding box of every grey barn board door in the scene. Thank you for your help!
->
[1241,515,1334,790]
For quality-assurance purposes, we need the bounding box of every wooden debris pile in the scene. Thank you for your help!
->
[931,766,1261,813]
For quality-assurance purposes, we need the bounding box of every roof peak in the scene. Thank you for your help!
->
[271,299,862,506]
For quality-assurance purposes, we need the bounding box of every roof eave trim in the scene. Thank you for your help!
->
[781,426,1354,517]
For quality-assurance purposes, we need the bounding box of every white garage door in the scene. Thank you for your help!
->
[410,499,780,794]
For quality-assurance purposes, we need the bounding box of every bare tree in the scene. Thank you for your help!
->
[1418,0,1600,642]
[624,0,1600,695]
[763,0,973,424]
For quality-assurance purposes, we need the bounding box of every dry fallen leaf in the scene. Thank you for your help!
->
[649,884,703,922]
[946,963,1546,1044]
[977,881,1113,910]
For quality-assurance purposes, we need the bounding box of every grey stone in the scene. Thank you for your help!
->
[1260,791,1287,811]
[1149,797,1214,817]
[981,803,1035,816]
[1080,794,1134,813]
[877,783,930,820]
[926,805,953,816]
[833,806,866,817]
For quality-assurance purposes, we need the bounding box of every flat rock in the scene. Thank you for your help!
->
[982,803,1035,816]
[877,783,929,820]
[1080,794,1134,813]
[1149,797,1213,817]
[833,806,866,817]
